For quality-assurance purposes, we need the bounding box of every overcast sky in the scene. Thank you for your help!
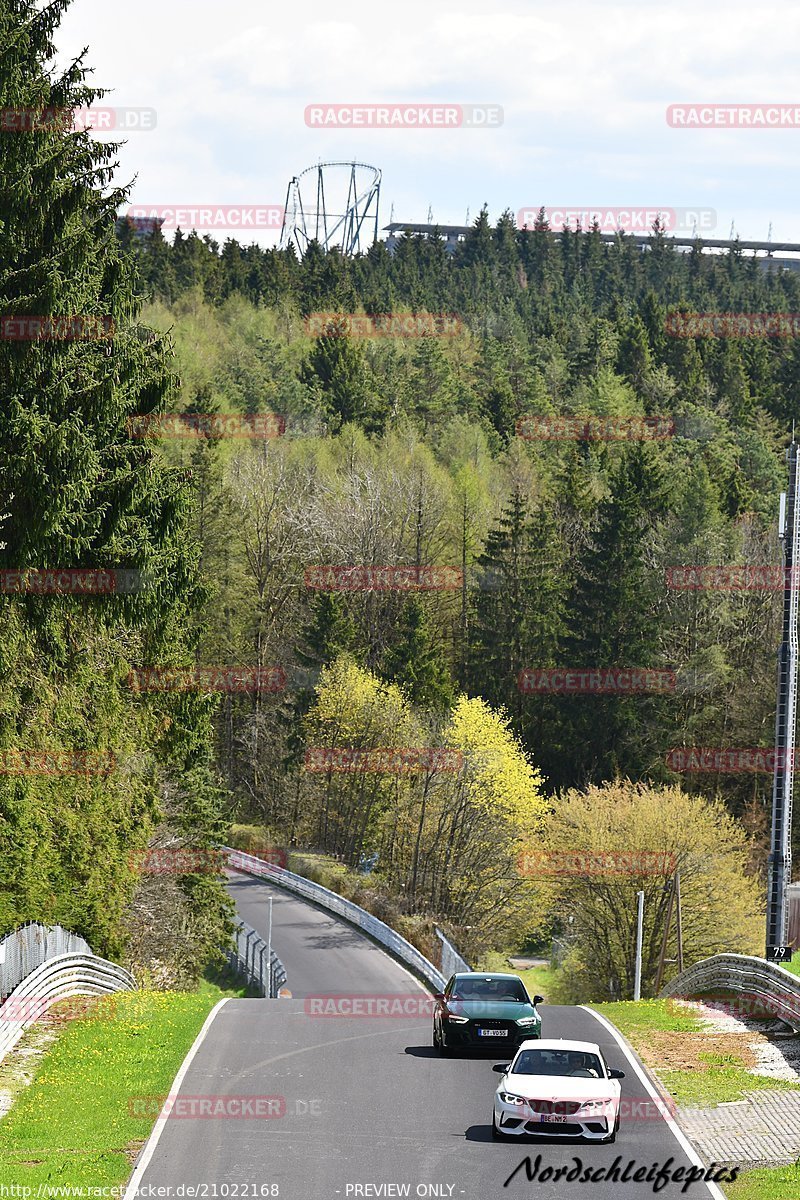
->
[52,0,800,247]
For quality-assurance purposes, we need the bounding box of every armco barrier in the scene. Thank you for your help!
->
[224,847,446,992]
[0,952,136,1065]
[661,952,800,1030]
[435,926,471,976]
[0,922,91,998]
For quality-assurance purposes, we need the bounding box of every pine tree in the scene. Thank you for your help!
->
[560,446,671,785]
[475,335,516,441]
[383,597,454,712]
[469,490,567,735]
[0,0,231,963]
[407,335,457,431]
[300,328,381,430]
[617,315,653,392]
[298,593,359,672]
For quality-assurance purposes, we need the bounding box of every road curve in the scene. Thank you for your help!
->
[226,868,422,999]
[127,870,730,1200]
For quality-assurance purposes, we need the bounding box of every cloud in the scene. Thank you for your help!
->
[49,0,800,244]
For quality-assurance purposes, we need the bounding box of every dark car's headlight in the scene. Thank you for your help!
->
[445,1013,469,1023]
[515,1017,540,1027]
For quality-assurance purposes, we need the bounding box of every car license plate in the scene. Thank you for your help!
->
[538,1114,568,1123]
[478,1029,507,1037]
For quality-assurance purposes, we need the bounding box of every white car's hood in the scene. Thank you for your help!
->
[500,1073,620,1102]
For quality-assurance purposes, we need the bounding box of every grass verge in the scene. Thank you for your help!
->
[724,1162,800,1199]
[475,949,560,999]
[0,976,240,1188]
[594,999,800,1106]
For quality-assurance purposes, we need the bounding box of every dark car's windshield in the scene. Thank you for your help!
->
[450,977,529,1003]
[511,1048,604,1077]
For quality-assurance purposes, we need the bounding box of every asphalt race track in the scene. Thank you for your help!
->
[125,869,730,1200]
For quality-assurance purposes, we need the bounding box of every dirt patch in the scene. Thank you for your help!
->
[636,1029,757,1072]
[0,1015,63,1121]
[125,1138,147,1165]
[666,998,800,1081]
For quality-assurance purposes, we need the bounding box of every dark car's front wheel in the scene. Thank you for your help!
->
[433,1022,451,1054]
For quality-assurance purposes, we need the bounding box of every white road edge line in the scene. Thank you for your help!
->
[580,1005,729,1200]
[123,998,230,1200]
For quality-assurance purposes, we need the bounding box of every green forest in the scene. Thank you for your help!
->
[2,0,798,1002]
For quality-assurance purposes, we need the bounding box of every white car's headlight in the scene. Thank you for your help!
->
[499,1092,528,1106]
[579,1098,613,1111]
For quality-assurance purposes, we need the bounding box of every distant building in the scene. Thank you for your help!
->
[115,215,165,241]
[385,222,471,256]
[383,221,800,271]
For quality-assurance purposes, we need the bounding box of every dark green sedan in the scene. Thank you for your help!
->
[432,972,544,1054]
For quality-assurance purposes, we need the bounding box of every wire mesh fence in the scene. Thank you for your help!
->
[227,919,287,998]
[0,923,91,1001]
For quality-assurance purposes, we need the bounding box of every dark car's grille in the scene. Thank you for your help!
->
[527,1099,581,1116]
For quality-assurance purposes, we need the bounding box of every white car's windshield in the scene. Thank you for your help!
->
[450,978,528,1002]
[512,1049,604,1077]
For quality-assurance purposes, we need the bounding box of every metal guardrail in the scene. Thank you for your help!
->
[224,847,446,992]
[0,923,92,1000]
[228,919,287,998]
[661,952,800,1030]
[435,926,471,977]
[0,952,136,1065]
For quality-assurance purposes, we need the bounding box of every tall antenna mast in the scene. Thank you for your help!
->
[766,437,800,961]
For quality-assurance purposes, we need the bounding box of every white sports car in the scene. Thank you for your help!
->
[492,1038,625,1143]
